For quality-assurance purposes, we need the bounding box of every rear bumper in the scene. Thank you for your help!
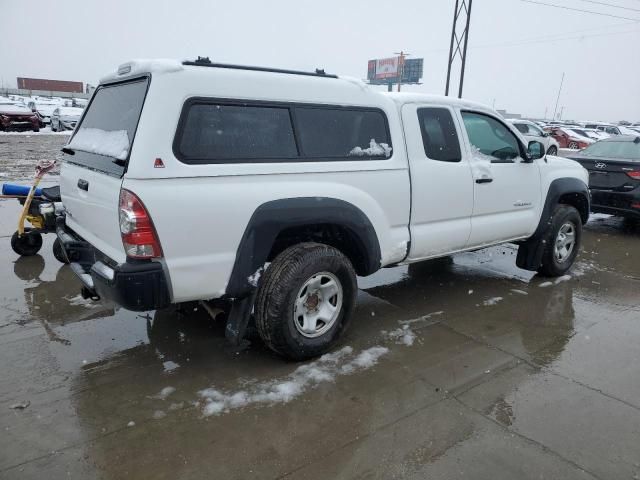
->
[591,189,640,218]
[56,217,171,311]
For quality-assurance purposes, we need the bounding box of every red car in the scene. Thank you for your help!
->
[0,101,40,132]
[545,127,594,150]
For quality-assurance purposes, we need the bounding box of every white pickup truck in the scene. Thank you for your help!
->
[56,58,590,360]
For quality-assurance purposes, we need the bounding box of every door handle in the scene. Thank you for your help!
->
[77,179,89,191]
[475,178,493,184]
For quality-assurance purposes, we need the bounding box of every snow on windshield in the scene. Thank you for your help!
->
[67,128,130,160]
[0,103,32,114]
[349,138,392,158]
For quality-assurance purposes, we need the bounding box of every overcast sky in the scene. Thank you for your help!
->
[2,0,639,121]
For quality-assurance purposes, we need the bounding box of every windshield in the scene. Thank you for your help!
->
[64,77,149,176]
[580,140,640,160]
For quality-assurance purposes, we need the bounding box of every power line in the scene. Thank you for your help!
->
[574,0,640,12]
[471,26,639,49]
[520,0,640,21]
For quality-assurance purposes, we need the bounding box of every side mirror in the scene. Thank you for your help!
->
[527,140,545,160]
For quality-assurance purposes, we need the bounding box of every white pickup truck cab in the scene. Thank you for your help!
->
[57,58,590,359]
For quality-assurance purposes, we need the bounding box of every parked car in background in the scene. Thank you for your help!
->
[546,126,595,150]
[72,98,88,108]
[28,101,58,125]
[51,106,84,131]
[508,119,559,155]
[567,136,640,219]
[0,101,40,132]
[581,128,610,141]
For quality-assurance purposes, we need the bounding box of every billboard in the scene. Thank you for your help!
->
[17,77,84,93]
[367,57,423,85]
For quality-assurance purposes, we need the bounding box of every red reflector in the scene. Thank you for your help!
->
[626,171,640,180]
[632,203,640,210]
[154,158,165,168]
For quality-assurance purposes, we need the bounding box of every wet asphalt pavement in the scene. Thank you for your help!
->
[1,134,640,479]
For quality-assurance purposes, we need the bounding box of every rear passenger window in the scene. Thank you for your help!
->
[417,108,461,162]
[176,103,298,162]
[295,108,392,159]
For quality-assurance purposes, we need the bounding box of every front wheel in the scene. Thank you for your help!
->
[255,243,357,360]
[568,141,579,150]
[11,230,43,256]
[537,205,582,277]
[547,146,558,156]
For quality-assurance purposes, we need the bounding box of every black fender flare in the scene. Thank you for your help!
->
[225,197,382,299]
[516,177,590,271]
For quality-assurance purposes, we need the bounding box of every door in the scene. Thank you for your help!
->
[459,110,542,246]
[403,104,474,260]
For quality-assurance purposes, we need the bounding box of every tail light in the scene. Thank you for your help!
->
[119,189,162,259]
[625,171,640,180]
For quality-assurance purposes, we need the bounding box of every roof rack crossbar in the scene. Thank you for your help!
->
[182,60,338,79]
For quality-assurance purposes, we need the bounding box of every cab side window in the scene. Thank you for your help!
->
[417,107,461,162]
[461,111,521,162]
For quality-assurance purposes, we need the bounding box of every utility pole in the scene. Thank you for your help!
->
[553,72,565,120]
[445,0,473,98]
[559,106,565,120]
[394,51,409,92]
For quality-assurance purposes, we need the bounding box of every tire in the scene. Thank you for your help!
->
[568,141,579,150]
[32,127,40,133]
[547,146,558,156]
[51,121,57,132]
[11,230,43,256]
[537,205,582,277]
[255,242,357,360]
[52,238,69,263]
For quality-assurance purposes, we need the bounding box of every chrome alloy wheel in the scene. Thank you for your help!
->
[554,222,576,263]
[293,271,343,338]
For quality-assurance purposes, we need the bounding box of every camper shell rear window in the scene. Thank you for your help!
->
[63,76,150,176]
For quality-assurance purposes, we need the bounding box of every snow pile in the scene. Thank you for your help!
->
[482,296,503,306]
[199,345,389,416]
[152,386,176,400]
[67,128,130,160]
[554,275,571,284]
[386,325,416,346]
[247,267,263,287]
[349,139,392,158]
[539,281,553,288]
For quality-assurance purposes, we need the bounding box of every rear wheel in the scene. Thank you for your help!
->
[255,242,357,360]
[547,146,558,156]
[53,238,69,263]
[537,205,582,277]
[11,230,43,256]
[568,141,579,149]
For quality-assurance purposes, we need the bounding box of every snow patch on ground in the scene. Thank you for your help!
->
[386,325,416,346]
[65,294,100,308]
[482,296,503,306]
[67,128,129,159]
[511,289,528,295]
[554,274,571,284]
[539,281,553,288]
[198,345,389,416]
[152,386,176,400]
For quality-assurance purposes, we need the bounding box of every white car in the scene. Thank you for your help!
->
[53,59,590,360]
[508,119,560,155]
[51,106,84,131]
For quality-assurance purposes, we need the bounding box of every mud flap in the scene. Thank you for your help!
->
[225,291,257,346]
